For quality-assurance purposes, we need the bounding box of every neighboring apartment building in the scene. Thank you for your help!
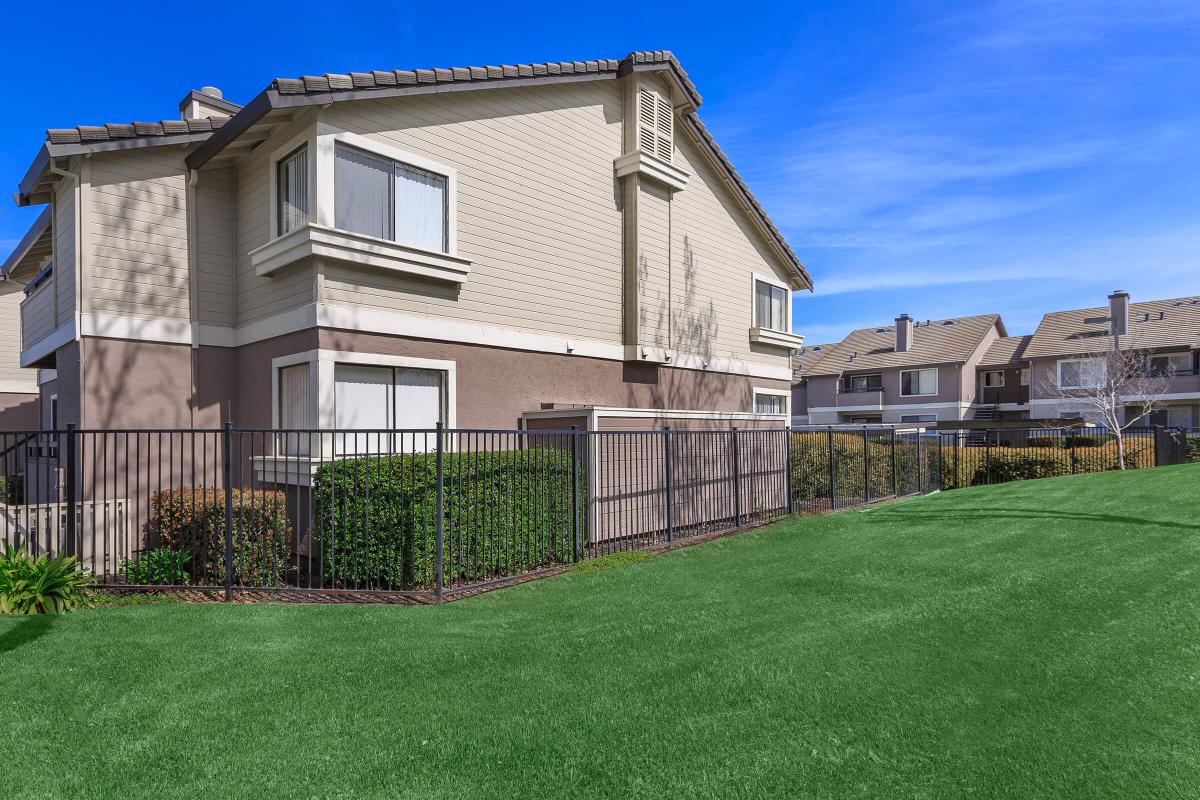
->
[789,342,834,425]
[1021,291,1200,427]
[804,313,1006,425]
[3,51,809,441]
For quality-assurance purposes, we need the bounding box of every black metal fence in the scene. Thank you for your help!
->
[0,423,1182,601]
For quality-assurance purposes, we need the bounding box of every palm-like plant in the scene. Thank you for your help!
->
[0,545,96,615]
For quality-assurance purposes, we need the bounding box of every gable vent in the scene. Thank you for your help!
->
[638,86,674,163]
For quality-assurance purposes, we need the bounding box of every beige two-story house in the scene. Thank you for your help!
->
[5,51,809,441]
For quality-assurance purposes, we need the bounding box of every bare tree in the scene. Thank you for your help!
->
[1039,347,1171,469]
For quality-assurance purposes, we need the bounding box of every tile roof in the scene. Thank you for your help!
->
[792,343,836,378]
[45,116,228,145]
[808,314,1002,375]
[979,334,1033,367]
[271,51,701,107]
[1023,296,1200,359]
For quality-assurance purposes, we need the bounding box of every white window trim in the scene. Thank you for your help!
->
[750,272,792,334]
[752,386,790,417]
[899,367,939,397]
[268,128,318,243]
[983,370,1005,388]
[1056,357,1106,389]
[316,126,460,258]
[271,349,457,434]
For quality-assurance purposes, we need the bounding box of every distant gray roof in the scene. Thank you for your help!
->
[45,116,228,145]
[1024,296,1200,358]
[792,343,836,378]
[979,335,1032,367]
[809,314,1004,375]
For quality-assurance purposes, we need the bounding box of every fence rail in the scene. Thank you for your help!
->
[0,423,1184,601]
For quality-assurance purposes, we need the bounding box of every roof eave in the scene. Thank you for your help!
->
[1,205,53,277]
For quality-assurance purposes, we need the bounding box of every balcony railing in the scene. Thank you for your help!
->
[981,385,1029,405]
[840,385,883,394]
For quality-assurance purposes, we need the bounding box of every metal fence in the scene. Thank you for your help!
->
[0,423,1183,602]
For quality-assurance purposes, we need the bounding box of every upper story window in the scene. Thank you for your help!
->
[983,370,1005,388]
[334,143,448,253]
[754,279,789,332]
[1057,357,1105,389]
[277,145,309,236]
[1149,352,1192,377]
[843,374,882,392]
[900,368,938,396]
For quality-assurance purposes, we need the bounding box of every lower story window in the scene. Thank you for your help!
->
[334,363,445,454]
[900,414,936,424]
[754,393,787,415]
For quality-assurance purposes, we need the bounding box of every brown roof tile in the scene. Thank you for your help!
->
[809,314,1003,375]
[792,343,836,378]
[46,115,226,145]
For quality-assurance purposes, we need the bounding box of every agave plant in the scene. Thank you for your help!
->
[0,545,97,615]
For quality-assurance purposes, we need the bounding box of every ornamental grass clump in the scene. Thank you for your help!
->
[0,545,96,615]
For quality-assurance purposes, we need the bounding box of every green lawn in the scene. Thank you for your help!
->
[3,465,1200,799]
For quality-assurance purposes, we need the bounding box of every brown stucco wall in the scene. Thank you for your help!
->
[317,328,789,429]
[58,330,788,432]
[0,393,40,431]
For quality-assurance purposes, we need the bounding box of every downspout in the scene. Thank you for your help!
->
[48,159,84,428]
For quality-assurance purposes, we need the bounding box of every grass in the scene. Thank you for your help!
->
[3,465,1199,799]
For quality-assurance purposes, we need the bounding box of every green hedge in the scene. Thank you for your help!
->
[940,441,1154,489]
[789,432,936,505]
[150,489,292,586]
[1187,434,1200,464]
[312,448,579,590]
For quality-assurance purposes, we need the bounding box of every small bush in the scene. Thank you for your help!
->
[0,545,96,615]
[0,473,24,505]
[313,448,578,589]
[1186,435,1200,464]
[122,547,191,586]
[150,489,292,586]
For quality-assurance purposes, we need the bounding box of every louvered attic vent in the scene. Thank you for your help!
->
[638,87,674,162]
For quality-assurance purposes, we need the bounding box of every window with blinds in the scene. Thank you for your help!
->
[333,142,448,253]
[754,279,788,332]
[638,87,674,162]
[276,145,309,236]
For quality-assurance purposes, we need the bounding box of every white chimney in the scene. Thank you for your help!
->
[895,314,914,353]
[1108,290,1129,336]
[180,86,239,120]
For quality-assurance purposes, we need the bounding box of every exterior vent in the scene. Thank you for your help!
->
[637,86,673,163]
[942,320,956,326]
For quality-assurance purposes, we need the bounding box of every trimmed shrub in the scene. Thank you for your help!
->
[789,432,926,505]
[0,545,96,615]
[313,448,578,589]
[1186,434,1200,464]
[940,441,1153,489]
[1025,434,1114,449]
[121,547,191,586]
[150,489,292,586]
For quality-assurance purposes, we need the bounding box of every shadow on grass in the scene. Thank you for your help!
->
[0,615,53,655]
[869,506,1200,532]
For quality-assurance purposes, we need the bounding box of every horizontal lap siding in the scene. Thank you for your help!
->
[87,150,189,320]
[318,82,623,343]
[54,180,75,325]
[0,282,29,381]
[671,135,794,369]
[195,167,236,327]
[235,121,314,325]
[21,283,55,349]
[638,182,671,348]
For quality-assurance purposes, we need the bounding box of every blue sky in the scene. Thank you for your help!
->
[0,0,1196,343]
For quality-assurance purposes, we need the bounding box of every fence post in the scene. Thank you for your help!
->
[916,431,923,494]
[985,428,992,485]
[784,426,794,516]
[731,426,742,527]
[862,427,870,504]
[827,427,836,510]
[570,425,581,561]
[663,426,674,543]
[434,421,445,605]
[890,428,898,498]
[222,421,233,603]
[64,423,77,558]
